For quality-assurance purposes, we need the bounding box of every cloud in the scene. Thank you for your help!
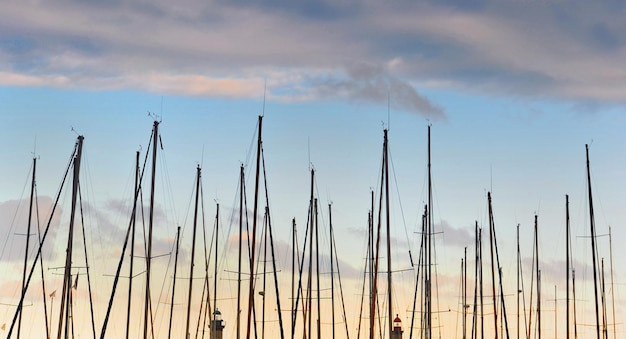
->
[0,196,63,263]
[2,0,626,111]
[438,220,473,248]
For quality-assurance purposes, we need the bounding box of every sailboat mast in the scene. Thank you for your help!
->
[315,199,321,339]
[572,270,578,339]
[127,151,139,339]
[237,165,244,339]
[214,203,220,339]
[535,215,540,339]
[479,226,484,339]
[426,125,433,339]
[291,218,296,338]
[463,246,468,339]
[369,190,375,339]
[384,128,393,338]
[517,224,520,339]
[246,115,263,339]
[566,195,570,339]
[261,209,267,339]
[585,144,601,339]
[144,121,158,339]
[329,204,336,339]
[56,135,84,339]
[168,226,181,339]
[601,258,607,338]
[185,166,201,338]
[609,227,616,339]
[18,157,36,339]
[487,193,498,339]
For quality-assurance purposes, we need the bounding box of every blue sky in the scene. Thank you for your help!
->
[1,1,626,338]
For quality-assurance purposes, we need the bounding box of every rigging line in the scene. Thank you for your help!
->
[7,139,78,339]
[77,182,97,339]
[99,124,154,338]
[387,145,412,263]
[291,188,313,338]
[0,161,32,262]
[34,183,51,339]
[261,146,286,338]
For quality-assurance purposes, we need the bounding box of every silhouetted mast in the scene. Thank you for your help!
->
[246,116,263,339]
[168,226,181,339]
[144,121,158,339]
[127,151,139,339]
[585,144,601,339]
[17,157,37,339]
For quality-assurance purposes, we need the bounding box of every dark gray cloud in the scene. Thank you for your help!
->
[2,0,626,111]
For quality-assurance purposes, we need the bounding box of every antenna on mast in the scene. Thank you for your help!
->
[262,79,267,117]
[387,92,391,131]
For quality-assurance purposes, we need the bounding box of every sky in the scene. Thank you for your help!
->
[1,0,626,338]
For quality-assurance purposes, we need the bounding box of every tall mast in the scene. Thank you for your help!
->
[237,165,244,339]
[572,270,578,339]
[487,193,498,339]
[566,195,570,339]
[601,259,607,338]
[384,128,393,338]
[609,227,616,339]
[308,169,315,339]
[185,165,202,338]
[463,246,468,339]
[261,209,267,339]
[56,135,84,339]
[585,144,601,339]
[329,204,336,339]
[127,151,139,339]
[168,226,181,339]
[479,226,484,339]
[487,192,510,337]
[144,121,158,339]
[471,221,479,339]
[213,203,220,339]
[535,215,540,339]
[426,125,433,339]
[315,199,321,339]
[18,157,36,339]
[517,224,520,339]
[369,191,375,339]
[246,115,263,339]
[291,218,296,338]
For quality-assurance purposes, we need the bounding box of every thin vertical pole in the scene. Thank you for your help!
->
[517,224,520,339]
[463,246,468,339]
[292,218,296,338]
[237,165,244,339]
[609,227,616,339]
[487,193,498,339]
[566,195,570,339]
[213,204,220,339]
[585,144,601,339]
[330,204,336,339]
[315,199,321,339]
[18,157,36,339]
[128,151,139,339]
[56,136,83,339]
[186,166,202,338]
[168,226,181,339]
[384,129,393,338]
[144,122,158,339]
[246,116,263,339]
